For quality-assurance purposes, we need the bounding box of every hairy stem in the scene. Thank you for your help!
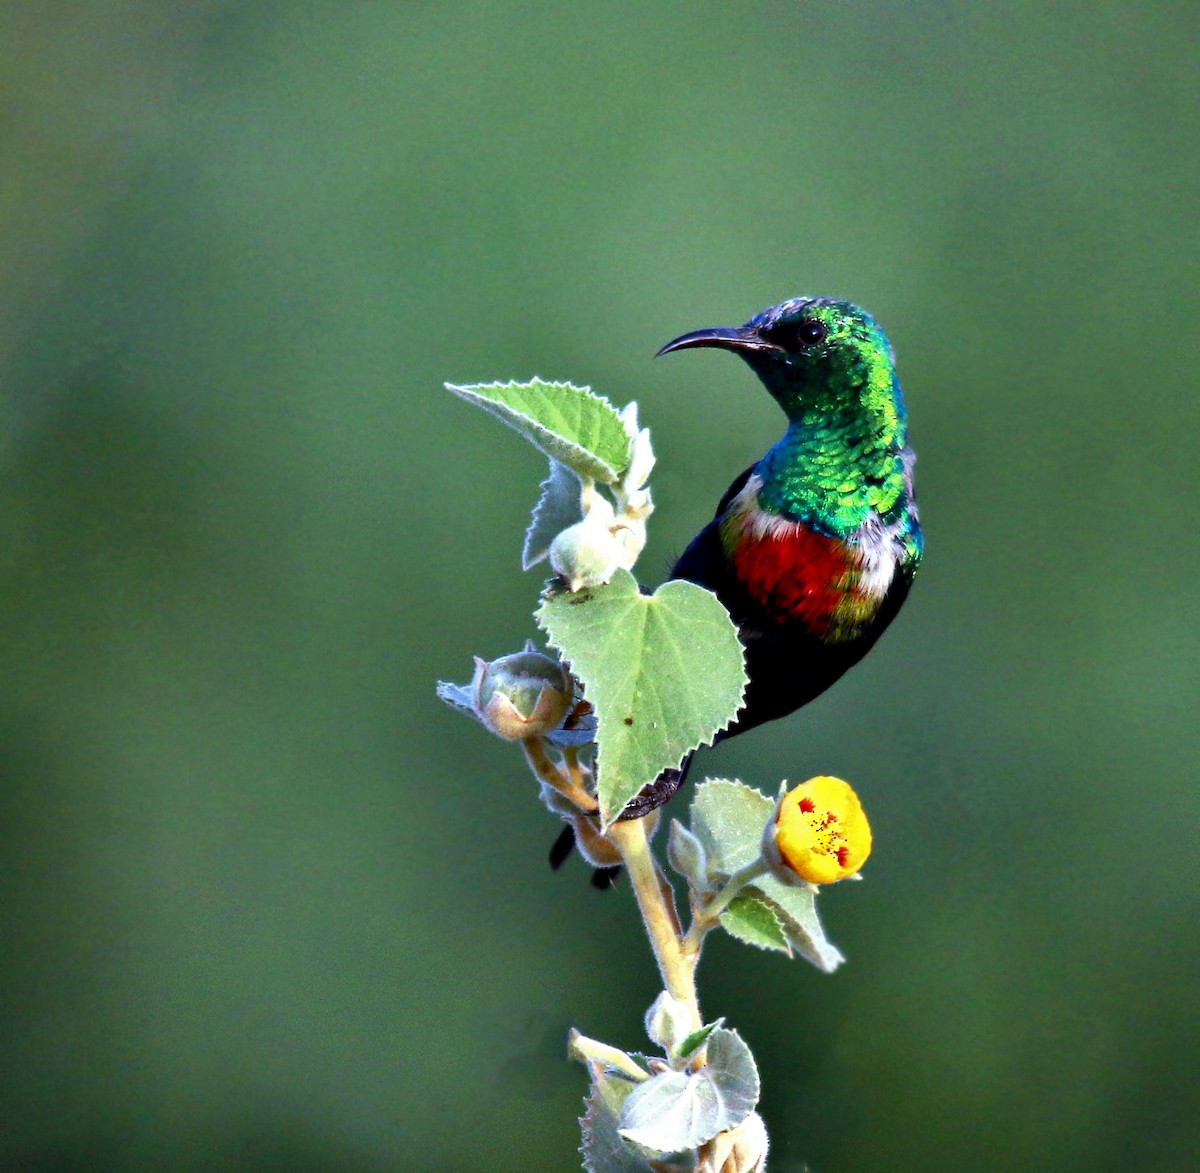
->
[522,738,595,811]
[682,857,772,957]
[563,745,591,796]
[607,816,701,1033]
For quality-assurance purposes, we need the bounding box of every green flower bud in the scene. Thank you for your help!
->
[471,646,572,741]
[548,498,625,591]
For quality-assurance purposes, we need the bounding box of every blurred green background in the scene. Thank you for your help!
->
[2,2,1196,1170]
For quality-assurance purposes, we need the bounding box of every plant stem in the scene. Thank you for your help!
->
[607,816,701,1034]
[682,857,771,956]
[563,745,590,796]
[522,738,595,811]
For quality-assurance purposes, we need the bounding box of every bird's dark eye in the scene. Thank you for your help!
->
[768,317,828,351]
[792,318,828,348]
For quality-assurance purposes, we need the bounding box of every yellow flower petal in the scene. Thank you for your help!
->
[774,776,871,884]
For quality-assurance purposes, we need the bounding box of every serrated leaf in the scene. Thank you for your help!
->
[618,1027,759,1152]
[667,819,709,895]
[749,876,845,973]
[718,892,792,955]
[536,570,747,825]
[581,1073,659,1173]
[523,459,582,570]
[445,379,631,484]
[689,780,774,875]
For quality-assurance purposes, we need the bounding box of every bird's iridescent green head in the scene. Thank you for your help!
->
[657,296,901,428]
[659,297,916,535]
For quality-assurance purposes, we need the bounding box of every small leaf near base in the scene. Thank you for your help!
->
[618,1027,759,1153]
[719,893,791,955]
[747,876,845,973]
[581,1072,661,1173]
[524,458,582,570]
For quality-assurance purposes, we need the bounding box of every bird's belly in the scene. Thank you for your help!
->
[724,518,885,643]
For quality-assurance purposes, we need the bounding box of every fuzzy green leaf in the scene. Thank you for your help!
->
[719,892,792,955]
[618,1027,759,1152]
[748,876,845,973]
[523,458,582,569]
[445,379,631,484]
[689,780,774,874]
[678,1018,724,1060]
[581,1073,660,1173]
[536,570,747,824]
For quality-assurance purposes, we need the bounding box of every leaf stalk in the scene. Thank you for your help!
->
[683,858,772,956]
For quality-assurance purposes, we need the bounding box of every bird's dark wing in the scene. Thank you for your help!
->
[669,464,755,587]
[672,462,753,618]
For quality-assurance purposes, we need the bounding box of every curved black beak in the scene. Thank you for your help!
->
[655,324,775,359]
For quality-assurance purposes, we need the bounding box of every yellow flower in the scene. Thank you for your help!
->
[769,776,871,885]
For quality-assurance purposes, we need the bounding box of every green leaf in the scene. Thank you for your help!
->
[536,570,747,824]
[523,458,582,569]
[719,892,792,955]
[689,780,774,874]
[677,1018,724,1060]
[581,1073,660,1173]
[618,1027,759,1153]
[748,876,845,973]
[445,379,631,484]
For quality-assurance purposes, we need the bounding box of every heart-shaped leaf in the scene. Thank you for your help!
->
[536,570,746,824]
[617,1027,759,1152]
[718,892,791,955]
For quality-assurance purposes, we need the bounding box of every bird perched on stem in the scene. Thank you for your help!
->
[555,296,923,882]
[625,296,923,817]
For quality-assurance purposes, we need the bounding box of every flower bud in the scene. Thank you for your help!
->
[701,1112,768,1173]
[549,497,624,590]
[762,776,871,886]
[471,646,572,741]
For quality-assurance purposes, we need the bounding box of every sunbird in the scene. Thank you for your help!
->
[556,296,923,883]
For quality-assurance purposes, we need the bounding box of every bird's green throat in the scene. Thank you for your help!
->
[754,338,911,540]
